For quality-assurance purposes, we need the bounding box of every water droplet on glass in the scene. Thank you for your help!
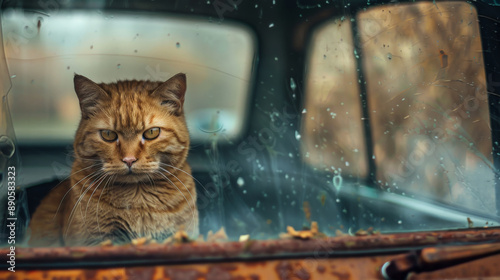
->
[237,177,245,187]
[10,75,16,79]
[333,175,343,192]
[398,220,402,224]
[290,78,297,91]
[176,42,180,48]
[387,53,393,60]
[345,161,350,167]
[295,131,301,140]
[269,23,274,28]
[302,109,307,114]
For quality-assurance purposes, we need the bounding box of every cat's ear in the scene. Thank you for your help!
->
[74,74,109,119]
[151,73,186,115]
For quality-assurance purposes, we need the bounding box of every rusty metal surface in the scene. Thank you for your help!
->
[407,253,500,279]
[1,227,499,265]
[2,253,500,280]
[0,228,500,279]
[0,255,397,280]
[382,241,500,279]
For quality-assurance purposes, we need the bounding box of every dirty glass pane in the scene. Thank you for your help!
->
[302,18,367,178]
[2,10,255,143]
[1,0,499,252]
[358,2,495,215]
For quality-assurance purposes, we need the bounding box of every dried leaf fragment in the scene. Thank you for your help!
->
[207,227,228,242]
[131,237,148,246]
[467,217,474,228]
[284,221,323,240]
[99,239,113,246]
[335,230,348,237]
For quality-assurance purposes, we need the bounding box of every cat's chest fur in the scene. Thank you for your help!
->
[67,180,196,245]
[96,203,176,241]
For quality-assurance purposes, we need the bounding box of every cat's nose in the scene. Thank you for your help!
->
[122,157,137,168]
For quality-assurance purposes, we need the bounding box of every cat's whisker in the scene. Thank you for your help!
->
[157,167,197,234]
[153,170,195,235]
[64,171,107,239]
[146,173,158,192]
[158,167,196,208]
[53,166,103,220]
[65,173,105,240]
[77,171,107,221]
[73,157,103,162]
[52,163,103,193]
[146,173,154,185]
[97,174,116,239]
[84,174,109,223]
[67,152,103,162]
[159,162,207,192]
[70,171,106,226]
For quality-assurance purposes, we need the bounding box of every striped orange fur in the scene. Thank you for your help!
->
[29,73,198,246]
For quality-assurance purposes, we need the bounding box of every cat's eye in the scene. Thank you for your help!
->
[100,130,118,142]
[143,127,160,140]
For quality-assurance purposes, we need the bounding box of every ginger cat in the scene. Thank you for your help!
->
[29,73,198,246]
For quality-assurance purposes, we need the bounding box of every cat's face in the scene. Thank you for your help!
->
[73,73,189,183]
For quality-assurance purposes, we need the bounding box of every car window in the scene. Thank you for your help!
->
[302,16,369,178]
[3,10,255,144]
[303,1,494,216]
[0,0,498,250]
[359,2,494,214]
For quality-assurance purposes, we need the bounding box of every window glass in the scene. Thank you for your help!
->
[302,17,368,178]
[2,10,255,144]
[359,2,494,214]
[0,0,498,250]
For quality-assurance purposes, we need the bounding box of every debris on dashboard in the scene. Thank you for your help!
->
[162,230,192,244]
[206,227,229,242]
[99,239,113,247]
[131,237,149,246]
[354,227,380,236]
[468,217,474,228]
[239,234,250,242]
[280,221,327,240]
[336,229,348,237]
